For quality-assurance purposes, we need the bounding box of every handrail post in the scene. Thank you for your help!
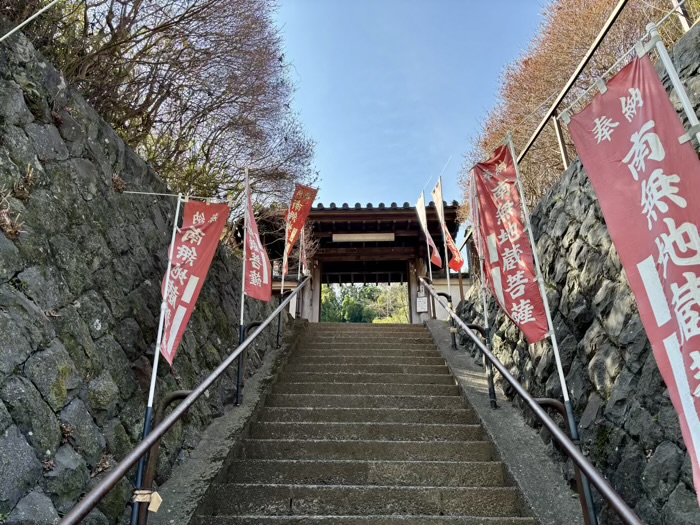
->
[466,323,498,409]
[437,292,457,350]
[535,398,594,525]
[236,321,263,406]
[276,290,293,348]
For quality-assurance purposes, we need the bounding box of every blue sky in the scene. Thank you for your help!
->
[275,0,543,208]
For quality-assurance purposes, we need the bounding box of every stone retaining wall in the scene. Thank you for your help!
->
[0,26,282,524]
[458,25,700,525]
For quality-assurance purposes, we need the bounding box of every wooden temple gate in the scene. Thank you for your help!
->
[277,200,465,323]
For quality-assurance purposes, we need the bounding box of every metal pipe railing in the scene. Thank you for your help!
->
[59,277,311,525]
[419,277,642,525]
[516,0,628,163]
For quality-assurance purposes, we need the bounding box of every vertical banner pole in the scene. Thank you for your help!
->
[671,0,691,32]
[296,228,303,317]
[507,133,598,525]
[239,169,250,332]
[648,22,700,143]
[277,219,289,347]
[236,169,250,406]
[473,185,498,409]
[131,193,182,523]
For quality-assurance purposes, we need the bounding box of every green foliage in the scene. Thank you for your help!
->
[321,284,409,324]
[320,285,343,322]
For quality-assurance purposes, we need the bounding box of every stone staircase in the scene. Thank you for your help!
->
[192,323,538,525]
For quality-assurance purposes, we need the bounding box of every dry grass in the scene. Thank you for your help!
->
[0,188,25,240]
[13,163,36,201]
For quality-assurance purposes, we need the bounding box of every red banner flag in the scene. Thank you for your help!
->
[416,193,443,268]
[568,55,700,502]
[471,145,548,344]
[244,187,273,302]
[283,184,318,275]
[431,179,464,271]
[161,201,229,365]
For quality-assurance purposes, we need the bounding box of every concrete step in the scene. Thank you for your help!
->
[257,407,477,424]
[302,342,435,350]
[308,323,428,331]
[265,394,467,410]
[279,372,455,385]
[224,459,505,487]
[304,335,435,344]
[191,517,538,525]
[273,382,460,396]
[199,484,522,517]
[289,355,446,365]
[295,348,440,358]
[283,363,450,375]
[242,439,493,461]
[249,421,483,441]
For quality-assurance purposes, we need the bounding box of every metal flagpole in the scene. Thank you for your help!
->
[437,178,452,302]
[239,168,250,343]
[131,192,182,522]
[277,218,289,347]
[473,183,498,409]
[506,133,598,525]
[296,228,303,317]
[423,192,434,284]
[648,22,700,144]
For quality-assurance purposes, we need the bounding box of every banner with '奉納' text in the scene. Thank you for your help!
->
[568,55,700,503]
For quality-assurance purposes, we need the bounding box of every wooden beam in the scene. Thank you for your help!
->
[314,247,417,262]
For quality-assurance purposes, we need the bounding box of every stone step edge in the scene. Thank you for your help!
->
[260,407,473,413]
[244,439,490,445]
[253,422,481,428]
[211,483,518,491]
[190,516,535,521]
[228,459,501,465]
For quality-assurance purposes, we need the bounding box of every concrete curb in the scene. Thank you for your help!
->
[425,319,584,525]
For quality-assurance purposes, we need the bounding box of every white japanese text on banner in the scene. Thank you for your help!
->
[161,201,229,365]
[244,187,273,302]
[471,145,548,344]
[567,55,700,504]
[283,184,318,275]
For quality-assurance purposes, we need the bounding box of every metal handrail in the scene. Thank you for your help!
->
[419,277,642,525]
[59,277,311,525]
[516,0,628,163]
